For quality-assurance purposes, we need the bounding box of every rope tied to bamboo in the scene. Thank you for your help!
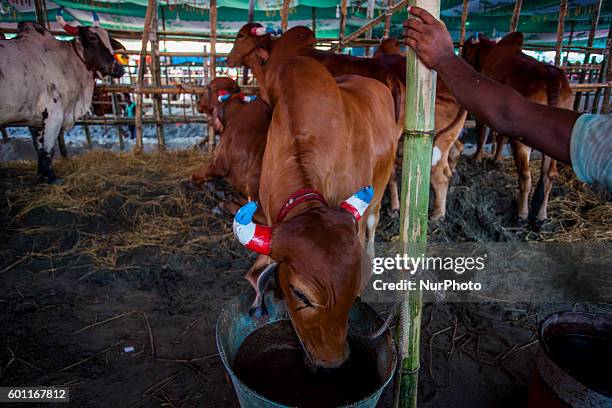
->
[403,129,435,138]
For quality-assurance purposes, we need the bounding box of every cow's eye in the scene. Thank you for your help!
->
[290,285,314,311]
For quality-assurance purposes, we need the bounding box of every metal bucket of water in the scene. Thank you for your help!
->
[527,311,612,408]
[216,291,397,408]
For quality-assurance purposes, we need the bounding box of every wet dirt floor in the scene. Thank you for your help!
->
[0,149,610,407]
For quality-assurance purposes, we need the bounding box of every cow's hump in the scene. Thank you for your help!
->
[16,21,49,38]
[497,32,524,48]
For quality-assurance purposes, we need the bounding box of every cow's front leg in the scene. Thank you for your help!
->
[30,128,46,181]
[387,168,400,217]
[511,140,532,223]
[473,122,488,162]
[365,201,381,259]
[531,155,558,224]
[493,133,507,162]
[40,113,64,184]
[190,163,220,188]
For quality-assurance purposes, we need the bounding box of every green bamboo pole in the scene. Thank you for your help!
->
[395,0,439,407]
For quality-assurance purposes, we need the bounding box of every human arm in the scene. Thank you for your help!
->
[402,6,580,164]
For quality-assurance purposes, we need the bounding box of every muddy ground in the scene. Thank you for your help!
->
[0,149,610,407]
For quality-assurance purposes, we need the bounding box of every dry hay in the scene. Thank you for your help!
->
[0,150,243,273]
[0,150,609,277]
[494,158,611,242]
[543,164,611,241]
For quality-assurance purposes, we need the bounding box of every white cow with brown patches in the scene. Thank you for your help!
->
[0,10,124,182]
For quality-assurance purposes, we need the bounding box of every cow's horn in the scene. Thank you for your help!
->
[339,186,374,221]
[56,7,78,36]
[233,201,272,255]
[250,26,268,37]
[250,26,282,37]
[92,11,100,27]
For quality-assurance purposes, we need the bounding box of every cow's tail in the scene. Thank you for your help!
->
[434,107,466,139]
[386,73,403,124]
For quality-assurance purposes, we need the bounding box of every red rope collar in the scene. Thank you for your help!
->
[276,188,328,223]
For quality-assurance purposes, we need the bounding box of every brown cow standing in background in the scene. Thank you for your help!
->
[374,38,467,221]
[228,27,399,369]
[463,32,573,223]
[227,23,403,216]
[191,77,271,219]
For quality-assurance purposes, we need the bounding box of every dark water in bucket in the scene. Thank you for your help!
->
[232,320,381,408]
[546,333,612,398]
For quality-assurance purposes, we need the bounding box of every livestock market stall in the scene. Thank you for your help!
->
[0,1,611,408]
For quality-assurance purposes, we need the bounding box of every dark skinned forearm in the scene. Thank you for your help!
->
[434,54,580,164]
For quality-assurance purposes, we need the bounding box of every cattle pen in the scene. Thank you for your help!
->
[1,1,612,408]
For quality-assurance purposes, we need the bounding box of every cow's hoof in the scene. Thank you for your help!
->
[472,153,486,162]
[390,209,400,219]
[248,304,268,318]
[429,211,445,222]
[514,217,529,227]
[530,217,547,231]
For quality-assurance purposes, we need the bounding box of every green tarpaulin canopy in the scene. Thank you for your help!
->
[1,0,610,47]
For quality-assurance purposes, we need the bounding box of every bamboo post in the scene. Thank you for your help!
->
[575,0,603,111]
[83,124,93,148]
[338,0,348,52]
[208,0,218,151]
[203,45,209,84]
[458,0,469,54]
[554,0,568,67]
[281,0,291,32]
[592,23,612,113]
[57,131,68,158]
[365,0,375,56]
[312,6,317,34]
[161,5,172,116]
[34,0,46,25]
[243,0,256,86]
[248,0,255,23]
[135,0,156,153]
[383,0,394,39]
[150,4,165,150]
[509,0,523,32]
[603,28,612,113]
[333,0,409,52]
[563,21,575,66]
[395,0,439,407]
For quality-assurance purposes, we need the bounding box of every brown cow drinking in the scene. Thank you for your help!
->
[229,27,399,369]
[463,32,573,223]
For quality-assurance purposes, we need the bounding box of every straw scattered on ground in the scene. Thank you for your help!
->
[0,149,247,273]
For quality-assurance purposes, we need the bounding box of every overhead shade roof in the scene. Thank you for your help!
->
[1,0,610,47]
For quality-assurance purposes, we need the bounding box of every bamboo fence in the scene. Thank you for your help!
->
[4,0,611,154]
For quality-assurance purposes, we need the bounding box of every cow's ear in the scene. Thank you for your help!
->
[110,38,125,52]
[497,31,523,47]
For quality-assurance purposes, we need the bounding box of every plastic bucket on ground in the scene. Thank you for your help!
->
[527,311,612,408]
[216,291,397,408]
